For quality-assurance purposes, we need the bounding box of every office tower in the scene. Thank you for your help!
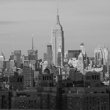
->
[14,50,21,68]
[80,43,86,56]
[77,53,84,74]
[9,75,24,91]
[0,55,4,70]
[23,66,34,89]
[103,47,109,65]
[4,59,10,70]
[68,50,81,60]
[94,45,109,67]
[43,53,47,62]
[10,52,14,60]
[47,44,52,64]
[63,52,68,66]
[10,60,15,69]
[28,50,38,61]
[51,7,64,67]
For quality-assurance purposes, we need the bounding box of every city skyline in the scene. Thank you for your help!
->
[0,0,110,59]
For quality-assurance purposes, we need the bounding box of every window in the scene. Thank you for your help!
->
[92,75,94,80]
[17,78,19,82]
[20,78,22,82]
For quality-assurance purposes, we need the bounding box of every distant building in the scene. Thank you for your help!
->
[28,50,38,70]
[4,59,10,70]
[43,53,47,62]
[47,44,52,64]
[28,36,38,61]
[10,60,15,69]
[36,59,42,72]
[14,50,21,68]
[28,50,38,61]
[0,55,4,70]
[77,53,84,74]
[80,43,86,56]
[10,52,14,60]
[10,75,24,91]
[68,50,81,60]
[23,66,34,89]
[94,45,109,67]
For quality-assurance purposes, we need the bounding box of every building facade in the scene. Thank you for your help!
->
[47,44,52,64]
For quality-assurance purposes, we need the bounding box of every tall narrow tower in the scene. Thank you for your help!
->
[52,7,64,67]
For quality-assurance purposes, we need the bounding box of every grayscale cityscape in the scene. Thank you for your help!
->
[0,0,110,110]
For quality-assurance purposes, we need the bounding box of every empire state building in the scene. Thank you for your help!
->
[51,9,64,67]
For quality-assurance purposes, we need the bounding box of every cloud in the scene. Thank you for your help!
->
[0,21,18,25]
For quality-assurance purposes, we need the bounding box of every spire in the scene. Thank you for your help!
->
[57,4,60,24]
[32,34,34,51]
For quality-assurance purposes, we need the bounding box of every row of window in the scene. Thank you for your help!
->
[86,75,99,80]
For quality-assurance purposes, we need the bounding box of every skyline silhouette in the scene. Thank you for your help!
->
[0,0,110,59]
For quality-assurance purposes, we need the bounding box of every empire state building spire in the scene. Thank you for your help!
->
[57,5,60,24]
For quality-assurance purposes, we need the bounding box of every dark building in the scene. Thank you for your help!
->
[0,91,11,109]
[43,53,47,61]
[83,87,109,110]
[68,50,81,60]
[10,52,14,60]
[69,68,83,86]
[28,50,38,70]
[11,90,41,109]
[62,87,109,110]
[47,44,52,64]
[35,59,42,72]
[23,66,34,89]
[83,71,101,87]
[14,50,21,68]
[10,75,24,91]
[28,50,38,61]
[37,72,54,87]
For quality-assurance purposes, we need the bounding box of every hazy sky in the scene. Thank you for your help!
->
[0,0,110,59]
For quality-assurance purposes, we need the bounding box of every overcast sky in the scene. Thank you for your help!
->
[0,0,110,59]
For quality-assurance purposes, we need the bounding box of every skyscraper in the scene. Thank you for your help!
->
[14,50,21,68]
[94,45,109,67]
[47,44,52,64]
[51,7,64,67]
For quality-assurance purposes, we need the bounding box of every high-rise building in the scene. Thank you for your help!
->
[51,7,64,67]
[43,53,47,62]
[77,53,84,74]
[14,50,21,68]
[47,44,52,64]
[94,45,109,67]
[23,66,34,89]
[80,43,86,56]
[68,50,81,60]
[0,55,4,70]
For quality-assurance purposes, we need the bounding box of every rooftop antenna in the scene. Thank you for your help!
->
[56,3,60,24]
